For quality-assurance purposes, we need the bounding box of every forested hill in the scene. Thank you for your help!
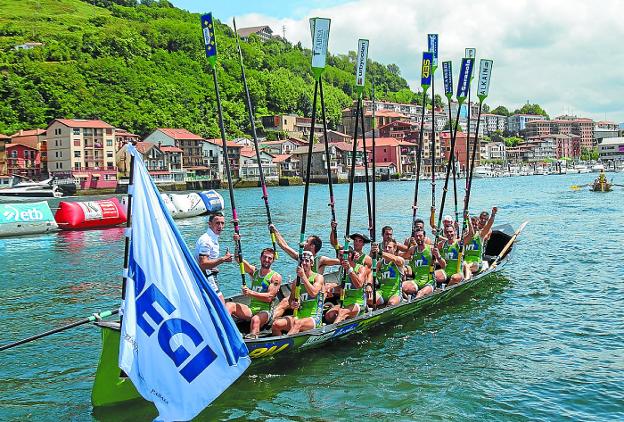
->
[0,0,415,137]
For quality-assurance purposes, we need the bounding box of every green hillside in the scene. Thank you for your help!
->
[0,0,416,137]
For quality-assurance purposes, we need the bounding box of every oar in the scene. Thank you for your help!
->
[371,81,378,310]
[412,51,432,234]
[490,221,528,270]
[318,79,338,252]
[570,184,590,190]
[428,34,439,231]
[233,17,277,258]
[0,309,119,352]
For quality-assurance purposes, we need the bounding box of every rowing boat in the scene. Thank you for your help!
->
[590,181,612,192]
[91,224,518,407]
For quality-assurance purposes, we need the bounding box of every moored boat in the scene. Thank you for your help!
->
[0,176,63,202]
[91,224,519,407]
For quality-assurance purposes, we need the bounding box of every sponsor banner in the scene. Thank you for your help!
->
[77,200,120,221]
[247,338,294,358]
[442,60,453,99]
[421,51,433,89]
[456,58,475,103]
[477,59,493,101]
[0,202,54,224]
[310,17,331,73]
[355,39,369,88]
[428,34,438,70]
[200,13,217,65]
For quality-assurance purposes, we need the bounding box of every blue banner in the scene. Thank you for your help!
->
[427,34,438,70]
[421,51,433,89]
[442,60,453,99]
[200,13,217,64]
[119,145,250,421]
[456,57,475,103]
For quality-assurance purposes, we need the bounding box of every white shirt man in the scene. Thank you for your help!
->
[195,212,233,303]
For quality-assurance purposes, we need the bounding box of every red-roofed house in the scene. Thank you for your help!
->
[46,119,117,189]
[6,142,41,177]
[272,154,299,177]
[239,148,278,181]
[205,138,243,179]
[116,142,184,184]
[144,128,205,169]
[114,129,141,150]
[342,105,409,138]
[11,129,47,175]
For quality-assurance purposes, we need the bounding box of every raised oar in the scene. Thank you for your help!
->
[458,59,493,267]
[428,34,439,230]
[442,61,460,224]
[0,309,119,352]
[233,17,277,257]
[412,51,433,235]
[436,58,473,232]
[202,15,246,286]
[318,79,338,253]
[490,221,528,270]
[295,17,331,316]
[464,48,476,182]
[371,81,378,310]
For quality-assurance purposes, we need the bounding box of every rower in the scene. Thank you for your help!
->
[403,218,432,251]
[269,224,338,274]
[330,223,373,268]
[402,229,445,298]
[438,224,472,286]
[229,248,282,338]
[477,206,497,242]
[465,207,497,274]
[325,248,371,324]
[369,240,405,307]
[271,251,325,336]
[381,226,396,250]
[194,212,234,305]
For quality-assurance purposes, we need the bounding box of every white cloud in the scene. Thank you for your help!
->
[230,0,624,122]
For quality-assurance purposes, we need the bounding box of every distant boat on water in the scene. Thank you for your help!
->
[0,176,63,202]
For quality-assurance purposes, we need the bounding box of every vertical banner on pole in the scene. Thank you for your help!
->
[456,58,475,104]
[428,34,438,73]
[310,17,331,80]
[355,38,369,95]
[421,51,433,91]
[201,13,217,68]
[477,59,493,102]
[442,61,453,100]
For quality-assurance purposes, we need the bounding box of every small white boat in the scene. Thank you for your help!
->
[573,164,591,174]
[472,166,494,178]
[591,163,605,172]
[0,176,63,202]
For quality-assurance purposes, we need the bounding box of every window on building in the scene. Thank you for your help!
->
[73,128,80,136]
[107,162,114,168]
[75,162,81,170]
[107,152,113,158]
[106,140,113,147]
[74,151,81,158]
[74,139,81,146]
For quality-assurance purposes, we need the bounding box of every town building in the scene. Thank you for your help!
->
[598,137,624,165]
[507,114,547,134]
[11,129,48,175]
[46,119,117,189]
[116,142,184,184]
[114,129,141,150]
[440,132,481,173]
[261,115,323,138]
[206,138,243,179]
[0,133,12,175]
[272,154,299,177]
[144,128,205,168]
[259,138,303,155]
[236,25,273,42]
[239,148,278,181]
[5,142,41,178]
[594,121,620,145]
[342,106,409,137]
[481,141,507,162]
[482,113,508,135]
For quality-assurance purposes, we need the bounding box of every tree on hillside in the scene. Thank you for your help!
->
[491,105,510,116]
[513,103,549,118]
[504,136,523,147]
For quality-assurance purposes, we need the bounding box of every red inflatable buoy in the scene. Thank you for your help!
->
[55,198,127,230]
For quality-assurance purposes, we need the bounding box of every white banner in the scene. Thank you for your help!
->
[310,17,331,70]
[477,59,493,99]
[355,39,369,87]
[119,145,250,421]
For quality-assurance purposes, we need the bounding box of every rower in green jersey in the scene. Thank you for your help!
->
[465,206,498,273]
[330,222,373,269]
[401,229,446,299]
[369,240,405,307]
[325,248,372,324]
[269,224,339,321]
[271,251,326,336]
[438,223,473,286]
[229,248,282,338]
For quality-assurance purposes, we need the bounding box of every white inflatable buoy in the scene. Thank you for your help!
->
[121,190,225,219]
[0,201,58,237]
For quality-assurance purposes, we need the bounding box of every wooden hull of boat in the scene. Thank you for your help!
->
[91,226,516,408]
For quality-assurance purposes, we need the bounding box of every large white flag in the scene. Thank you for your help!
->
[119,145,250,421]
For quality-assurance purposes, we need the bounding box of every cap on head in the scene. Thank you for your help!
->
[443,215,453,223]
[349,233,371,243]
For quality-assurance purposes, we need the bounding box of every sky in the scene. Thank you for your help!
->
[171,0,624,123]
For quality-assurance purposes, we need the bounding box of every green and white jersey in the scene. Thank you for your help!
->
[409,244,433,289]
[464,234,483,264]
[297,272,325,320]
[249,269,277,314]
[441,240,460,275]
[355,252,370,267]
[342,264,365,308]
[376,259,403,300]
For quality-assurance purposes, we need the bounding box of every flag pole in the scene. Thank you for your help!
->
[371,80,377,310]
[232,17,277,258]
[412,51,433,235]
[201,14,246,287]
[428,34,438,230]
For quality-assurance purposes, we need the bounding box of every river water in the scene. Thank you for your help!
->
[1,173,623,421]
